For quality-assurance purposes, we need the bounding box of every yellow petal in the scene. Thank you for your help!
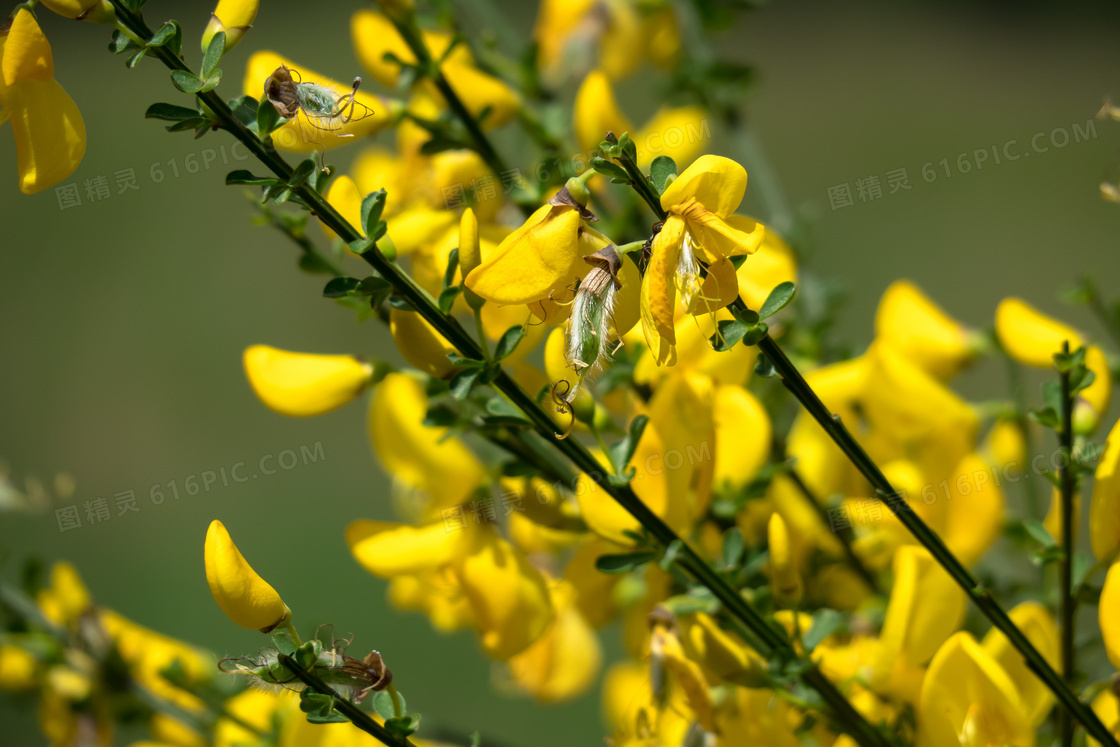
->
[389,306,458,379]
[1089,688,1120,747]
[38,0,111,21]
[458,208,481,276]
[941,453,1005,567]
[244,51,396,152]
[660,154,747,218]
[639,215,685,366]
[1075,345,1112,435]
[875,280,977,380]
[690,256,739,315]
[369,373,487,508]
[508,579,602,702]
[0,645,37,691]
[768,513,802,606]
[736,222,798,310]
[995,297,1082,368]
[204,520,289,631]
[677,611,768,687]
[1043,486,1081,547]
[880,546,965,671]
[981,601,1059,727]
[2,10,53,86]
[36,561,91,627]
[242,345,372,417]
[465,205,583,305]
[6,78,85,194]
[918,632,1031,747]
[453,528,553,660]
[1092,417,1120,563]
[633,106,709,170]
[324,174,363,241]
[713,385,771,489]
[563,538,623,628]
[1102,562,1120,671]
[386,205,458,256]
[650,624,717,734]
[427,150,503,222]
[597,0,643,80]
[346,520,469,577]
[203,0,259,51]
[573,69,635,154]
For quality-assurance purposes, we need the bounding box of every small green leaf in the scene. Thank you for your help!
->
[758,281,797,320]
[438,286,462,314]
[659,539,684,570]
[227,95,258,128]
[755,354,776,377]
[1022,519,1056,548]
[449,367,484,400]
[589,157,629,181]
[126,48,147,68]
[272,631,297,656]
[372,690,407,721]
[348,238,374,255]
[610,414,649,476]
[361,189,388,238]
[201,30,225,78]
[385,714,421,739]
[710,319,748,351]
[494,326,526,361]
[482,397,531,427]
[257,99,284,137]
[357,276,392,295]
[148,20,180,50]
[226,170,282,186]
[108,30,133,54]
[289,159,316,188]
[595,550,659,574]
[323,277,361,298]
[443,247,460,290]
[145,103,200,122]
[803,609,847,652]
[617,132,637,164]
[199,69,223,93]
[741,322,769,346]
[721,527,744,569]
[1028,406,1060,430]
[649,156,678,194]
[170,70,204,93]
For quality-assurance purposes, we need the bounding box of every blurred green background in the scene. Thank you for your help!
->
[2,0,1120,744]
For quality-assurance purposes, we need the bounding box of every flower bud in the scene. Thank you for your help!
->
[204,520,290,632]
[37,0,113,22]
[1102,563,1120,671]
[243,345,373,417]
[202,0,259,53]
[767,513,802,607]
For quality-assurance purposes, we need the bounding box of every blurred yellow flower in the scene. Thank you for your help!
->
[243,345,373,417]
[980,601,1059,727]
[508,578,601,702]
[875,280,979,380]
[1091,417,1120,563]
[995,297,1081,368]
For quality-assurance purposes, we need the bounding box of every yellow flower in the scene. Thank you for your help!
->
[649,618,717,735]
[640,155,765,366]
[215,689,296,747]
[919,632,1032,747]
[1043,486,1081,545]
[508,578,601,702]
[1089,687,1120,747]
[574,69,708,168]
[879,546,965,672]
[676,611,769,687]
[736,225,798,311]
[980,601,1059,727]
[1,10,86,194]
[1075,345,1113,435]
[351,10,519,130]
[242,345,373,417]
[38,0,113,21]
[995,297,1082,368]
[368,373,486,510]
[1091,417,1120,563]
[767,513,802,607]
[204,520,291,632]
[454,528,554,660]
[244,51,400,152]
[713,384,771,491]
[1102,562,1120,670]
[202,0,259,52]
[0,645,37,691]
[346,519,471,577]
[875,280,980,380]
[389,306,458,380]
[37,561,91,627]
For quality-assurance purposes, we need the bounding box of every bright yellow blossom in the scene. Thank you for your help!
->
[202,0,258,52]
[508,578,601,702]
[1091,417,1120,563]
[1102,562,1120,670]
[981,601,1059,727]
[875,280,980,380]
[641,155,765,365]
[995,297,1081,368]
[243,345,373,417]
[1,10,86,194]
[204,519,291,632]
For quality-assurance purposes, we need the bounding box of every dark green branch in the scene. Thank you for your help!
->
[1059,340,1077,747]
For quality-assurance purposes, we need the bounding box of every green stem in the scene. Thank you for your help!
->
[750,329,1117,747]
[1059,340,1077,747]
[106,5,892,744]
[276,653,415,747]
[383,12,531,216]
[616,149,667,221]
[387,682,404,720]
[473,308,492,360]
[280,618,303,647]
